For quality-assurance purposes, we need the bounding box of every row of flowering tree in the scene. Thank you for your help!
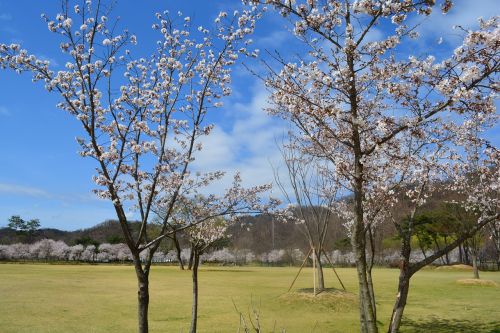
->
[2,236,493,267]
[0,1,277,332]
[0,239,307,264]
[245,1,499,332]
[0,239,126,262]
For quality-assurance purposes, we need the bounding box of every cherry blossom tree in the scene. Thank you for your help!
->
[6,243,30,260]
[166,178,276,333]
[208,248,236,263]
[186,218,227,333]
[0,1,267,332]
[51,240,71,260]
[247,1,499,332]
[487,218,500,270]
[385,135,499,332]
[81,244,97,262]
[69,244,85,260]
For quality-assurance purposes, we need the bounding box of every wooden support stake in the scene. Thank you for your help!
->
[322,248,347,291]
[313,247,316,296]
[287,247,313,293]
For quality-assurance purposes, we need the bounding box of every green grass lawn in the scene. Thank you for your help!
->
[0,263,498,332]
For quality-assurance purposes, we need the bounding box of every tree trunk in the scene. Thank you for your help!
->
[315,250,325,291]
[188,246,195,270]
[387,232,412,333]
[367,225,377,322]
[366,267,376,322]
[173,233,184,270]
[353,234,378,333]
[443,237,450,264]
[190,250,201,333]
[351,171,377,332]
[347,32,377,331]
[433,239,446,265]
[351,133,377,333]
[463,244,470,265]
[416,234,427,259]
[134,259,150,333]
[458,244,463,264]
[472,253,480,279]
[387,270,411,333]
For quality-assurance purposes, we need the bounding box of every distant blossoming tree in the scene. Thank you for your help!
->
[170,184,275,333]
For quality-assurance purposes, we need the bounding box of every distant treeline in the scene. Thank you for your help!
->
[0,215,351,254]
[2,238,498,271]
[1,211,499,270]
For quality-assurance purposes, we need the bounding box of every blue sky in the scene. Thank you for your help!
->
[0,0,497,230]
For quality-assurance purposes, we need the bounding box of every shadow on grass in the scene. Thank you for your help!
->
[296,287,346,293]
[401,316,500,333]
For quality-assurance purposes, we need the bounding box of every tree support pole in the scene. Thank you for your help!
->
[287,247,313,293]
[322,248,347,291]
[313,247,316,296]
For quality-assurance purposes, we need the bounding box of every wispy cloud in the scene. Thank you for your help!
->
[0,183,51,198]
[38,54,59,67]
[0,106,10,116]
[256,29,291,48]
[0,13,12,21]
[413,0,498,45]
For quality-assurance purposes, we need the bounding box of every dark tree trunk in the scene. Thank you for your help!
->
[353,231,377,333]
[315,250,325,291]
[472,253,480,279]
[458,244,463,264]
[134,258,150,333]
[416,234,427,259]
[433,239,446,265]
[387,269,411,333]
[173,232,184,270]
[366,268,376,322]
[367,225,377,322]
[188,245,195,270]
[463,244,470,265]
[443,237,450,264]
[190,250,201,333]
[388,232,412,333]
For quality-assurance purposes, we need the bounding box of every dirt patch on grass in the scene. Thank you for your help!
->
[456,279,498,287]
[435,264,473,271]
[280,288,357,312]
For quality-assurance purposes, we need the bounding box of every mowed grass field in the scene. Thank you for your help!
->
[0,264,499,333]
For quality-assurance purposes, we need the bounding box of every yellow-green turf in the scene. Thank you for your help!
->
[0,263,498,332]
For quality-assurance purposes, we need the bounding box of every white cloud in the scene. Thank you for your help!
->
[413,0,497,44]
[193,127,235,170]
[0,183,51,198]
[191,84,290,196]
